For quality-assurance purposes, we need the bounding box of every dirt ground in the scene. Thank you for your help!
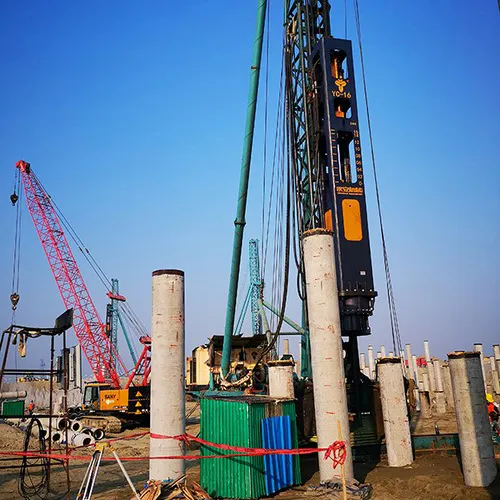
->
[410,408,458,435]
[1,404,499,500]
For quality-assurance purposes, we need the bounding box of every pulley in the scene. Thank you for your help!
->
[10,292,20,310]
[10,192,18,206]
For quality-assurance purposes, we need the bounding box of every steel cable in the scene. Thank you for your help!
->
[18,418,68,500]
[31,172,148,340]
[11,169,23,323]
[353,0,403,354]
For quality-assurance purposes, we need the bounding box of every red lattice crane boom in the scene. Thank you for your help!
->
[16,160,125,388]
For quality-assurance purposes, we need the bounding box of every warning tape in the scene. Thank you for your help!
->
[0,432,346,469]
[152,433,346,468]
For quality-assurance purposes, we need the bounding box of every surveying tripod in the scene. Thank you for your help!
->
[77,442,140,499]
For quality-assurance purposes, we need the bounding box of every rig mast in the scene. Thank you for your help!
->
[285,1,377,400]
[222,2,377,396]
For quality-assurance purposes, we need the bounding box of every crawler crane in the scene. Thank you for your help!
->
[13,160,151,431]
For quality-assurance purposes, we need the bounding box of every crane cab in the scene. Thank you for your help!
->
[83,382,150,416]
[82,383,128,413]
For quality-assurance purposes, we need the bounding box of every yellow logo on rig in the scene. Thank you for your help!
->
[336,186,363,195]
[335,78,347,92]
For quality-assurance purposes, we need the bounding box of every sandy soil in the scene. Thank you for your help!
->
[1,404,499,500]
[410,409,458,435]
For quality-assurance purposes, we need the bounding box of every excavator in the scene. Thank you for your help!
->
[12,160,152,432]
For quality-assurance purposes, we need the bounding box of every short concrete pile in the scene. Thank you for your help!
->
[359,341,500,419]
[358,341,499,488]
[448,351,497,487]
[377,357,413,467]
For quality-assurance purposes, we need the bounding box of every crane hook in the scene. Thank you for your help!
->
[10,192,18,206]
[10,293,20,310]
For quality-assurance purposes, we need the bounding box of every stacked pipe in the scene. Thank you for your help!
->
[82,426,106,440]
[53,429,95,447]
[16,417,106,446]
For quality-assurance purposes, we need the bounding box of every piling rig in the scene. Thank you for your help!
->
[222,0,379,423]
[285,1,377,415]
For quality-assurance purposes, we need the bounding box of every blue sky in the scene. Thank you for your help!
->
[0,1,498,377]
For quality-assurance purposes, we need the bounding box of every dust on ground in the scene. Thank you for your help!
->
[410,409,458,435]
[1,404,499,500]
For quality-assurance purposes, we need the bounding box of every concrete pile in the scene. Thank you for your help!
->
[359,341,499,488]
[361,341,500,416]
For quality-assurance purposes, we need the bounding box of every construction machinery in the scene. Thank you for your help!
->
[286,4,378,414]
[220,0,398,443]
[12,160,151,430]
[284,1,378,411]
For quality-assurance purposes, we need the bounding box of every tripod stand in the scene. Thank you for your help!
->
[77,442,140,499]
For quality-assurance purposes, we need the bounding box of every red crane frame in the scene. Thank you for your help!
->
[16,160,130,388]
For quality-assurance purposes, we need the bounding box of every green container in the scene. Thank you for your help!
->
[200,396,301,499]
[1,399,25,416]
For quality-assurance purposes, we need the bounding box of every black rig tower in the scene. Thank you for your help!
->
[285,1,377,416]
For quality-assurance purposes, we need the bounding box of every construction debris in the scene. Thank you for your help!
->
[164,479,211,500]
[308,479,372,499]
[135,476,211,500]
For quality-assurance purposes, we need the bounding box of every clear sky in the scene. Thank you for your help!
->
[0,1,498,377]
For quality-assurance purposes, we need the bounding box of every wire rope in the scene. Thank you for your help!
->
[262,57,285,281]
[32,173,148,340]
[344,0,348,39]
[253,140,292,366]
[353,0,403,354]
[11,169,23,321]
[261,0,271,279]
[17,418,70,500]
